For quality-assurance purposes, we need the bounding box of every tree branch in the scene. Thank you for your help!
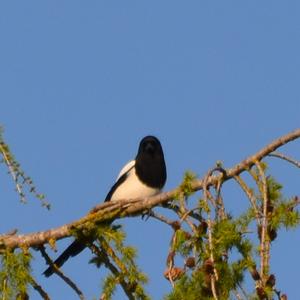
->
[1,129,300,250]
[268,151,300,168]
[255,160,270,283]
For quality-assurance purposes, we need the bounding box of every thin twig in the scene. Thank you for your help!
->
[167,193,198,233]
[29,276,50,300]
[179,207,201,225]
[0,142,25,202]
[210,275,218,300]
[214,178,226,220]
[39,246,86,300]
[148,210,176,227]
[89,244,135,300]
[202,166,227,209]
[269,151,300,168]
[234,175,261,224]
[203,170,218,300]
[165,231,179,288]
[163,203,202,221]
[254,160,270,283]
[181,215,197,233]
[237,282,250,299]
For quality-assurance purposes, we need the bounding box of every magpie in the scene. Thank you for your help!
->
[43,135,167,277]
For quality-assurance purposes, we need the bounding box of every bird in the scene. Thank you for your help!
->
[43,135,167,277]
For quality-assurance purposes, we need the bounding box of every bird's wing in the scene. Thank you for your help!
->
[115,160,135,181]
[104,160,135,202]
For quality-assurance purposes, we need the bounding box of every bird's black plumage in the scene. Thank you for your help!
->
[135,135,166,189]
[43,135,166,277]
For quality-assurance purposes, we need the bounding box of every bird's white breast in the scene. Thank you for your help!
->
[110,167,160,201]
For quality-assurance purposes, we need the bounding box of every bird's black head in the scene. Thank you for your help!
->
[138,136,163,156]
[135,135,167,189]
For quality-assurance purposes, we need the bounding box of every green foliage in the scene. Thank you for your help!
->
[262,175,300,237]
[1,131,299,299]
[266,175,282,202]
[0,249,32,300]
[165,168,300,300]
[179,171,197,197]
[172,229,193,257]
[198,199,210,213]
[164,273,209,300]
[164,213,254,300]
[0,127,50,209]
[102,274,118,299]
[89,225,149,300]
[212,218,252,293]
[270,199,300,228]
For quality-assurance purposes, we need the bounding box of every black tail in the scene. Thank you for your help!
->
[43,240,86,277]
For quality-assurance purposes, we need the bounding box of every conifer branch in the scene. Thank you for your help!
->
[0,129,300,251]
[0,130,50,208]
[89,244,136,300]
[0,142,25,203]
[98,238,127,275]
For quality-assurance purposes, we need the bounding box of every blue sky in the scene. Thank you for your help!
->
[1,1,300,299]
